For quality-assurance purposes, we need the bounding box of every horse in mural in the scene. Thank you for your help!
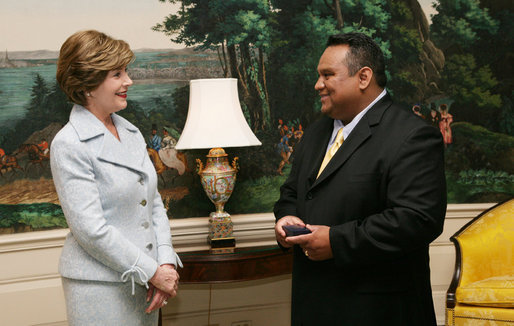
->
[16,144,50,172]
[0,153,23,176]
[147,147,189,187]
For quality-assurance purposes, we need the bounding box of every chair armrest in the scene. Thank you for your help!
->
[446,237,462,309]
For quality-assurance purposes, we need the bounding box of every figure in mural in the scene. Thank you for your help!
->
[277,118,286,137]
[274,33,446,326]
[158,127,186,176]
[37,138,50,155]
[293,124,304,146]
[439,104,453,148]
[0,147,23,175]
[148,124,162,151]
[288,123,304,151]
[288,124,304,162]
[428,104,441,128]
[277,131,293,175]
[17,143,50,170]
[289,126,297,147]
[50,30,181,325]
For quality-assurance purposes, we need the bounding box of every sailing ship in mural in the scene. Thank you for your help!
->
[0,0,512,233]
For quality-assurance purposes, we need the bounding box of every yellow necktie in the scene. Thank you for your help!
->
[317,128,344,178]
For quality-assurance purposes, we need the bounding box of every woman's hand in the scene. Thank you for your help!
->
[145,284,170,314]
[149,264,179,297]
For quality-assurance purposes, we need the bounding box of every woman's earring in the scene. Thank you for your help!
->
[86,92,91,97]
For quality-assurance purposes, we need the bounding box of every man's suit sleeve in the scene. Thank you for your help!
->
[329,124,447,266]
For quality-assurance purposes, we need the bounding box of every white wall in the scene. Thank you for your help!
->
[0,204,494,326]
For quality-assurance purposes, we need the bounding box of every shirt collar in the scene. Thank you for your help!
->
[329,89,387,145]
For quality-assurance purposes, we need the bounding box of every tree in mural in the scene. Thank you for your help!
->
[267,0,337,124]
[384,0,446,105]
[153,0,272,131]
[3,76,70,153]
[472,0,513,135]
[154,0,452,127]
[430,0,502,129]
[151,0,513,205]
[267,0,449,118]
[268,0,394,123]
[29,74,49,113]
[431,0,498,52]
[430,0,513,203]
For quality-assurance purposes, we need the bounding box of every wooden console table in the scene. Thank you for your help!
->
[159,245,293,326]
[178,245,293,283]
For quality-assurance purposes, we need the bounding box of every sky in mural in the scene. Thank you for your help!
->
[0,0,182,51]
[0,0,438,52]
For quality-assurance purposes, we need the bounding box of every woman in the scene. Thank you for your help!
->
[439,104,453,147]
[158,127,185,176]
[51,30,182,325]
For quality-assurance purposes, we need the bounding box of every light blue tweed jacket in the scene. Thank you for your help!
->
[51,105,182,290]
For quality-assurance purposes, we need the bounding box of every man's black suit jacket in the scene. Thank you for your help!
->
[274,93,447,326]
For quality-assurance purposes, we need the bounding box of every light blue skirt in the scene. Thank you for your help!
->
[62,277,158,326]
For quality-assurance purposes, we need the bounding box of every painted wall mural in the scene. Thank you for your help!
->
[0,0,512,233]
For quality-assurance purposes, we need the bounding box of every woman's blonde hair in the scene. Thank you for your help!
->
[56,30,134,106]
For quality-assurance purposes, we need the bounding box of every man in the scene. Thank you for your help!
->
[148,124,162,151]
[37,138,49,155]
[274,33,446,326]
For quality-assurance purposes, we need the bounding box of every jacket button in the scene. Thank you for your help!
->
[139,177,144,185]
[306,192,313,200]
[140,199,147,206]
[141,221,150,229]
[146,243,153,251]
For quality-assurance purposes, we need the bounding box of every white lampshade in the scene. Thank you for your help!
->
[175,78,262,150]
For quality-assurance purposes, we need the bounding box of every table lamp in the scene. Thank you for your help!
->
[175,78,262,252]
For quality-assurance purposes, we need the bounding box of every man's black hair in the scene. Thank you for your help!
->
[327,33,387,87]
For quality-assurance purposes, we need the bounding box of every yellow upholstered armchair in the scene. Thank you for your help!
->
[446,198,514,325]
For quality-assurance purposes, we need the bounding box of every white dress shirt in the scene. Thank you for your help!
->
[325,89,387,152]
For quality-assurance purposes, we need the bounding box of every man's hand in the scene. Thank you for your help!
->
[286,224,333,261]
[275,215,306,248]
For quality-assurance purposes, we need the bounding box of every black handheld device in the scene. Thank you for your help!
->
[283,225,311,237]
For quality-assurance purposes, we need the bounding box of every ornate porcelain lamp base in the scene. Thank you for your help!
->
[197,148,239,253]
[208,212,235,253]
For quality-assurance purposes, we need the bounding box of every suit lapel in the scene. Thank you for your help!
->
[70,105,147,175]
[97,127,147,175]
[97,113,147,175]
[311,120,371,187]
[310,93,392,188]
[306,117,334,186]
